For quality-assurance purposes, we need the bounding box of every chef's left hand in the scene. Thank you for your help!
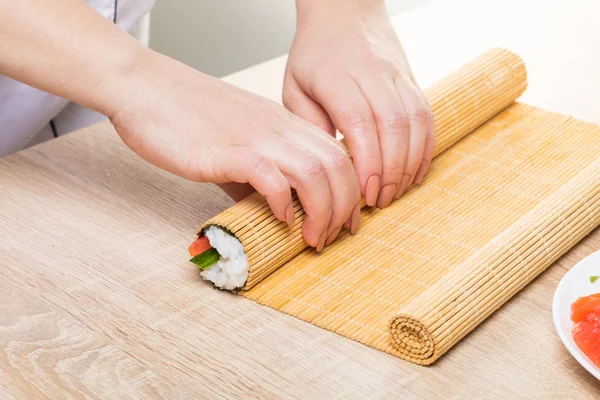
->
[284,0,435,209]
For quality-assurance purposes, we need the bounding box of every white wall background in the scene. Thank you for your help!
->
[149,0,432,77]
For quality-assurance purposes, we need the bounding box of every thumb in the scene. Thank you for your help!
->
[208,146,295,226]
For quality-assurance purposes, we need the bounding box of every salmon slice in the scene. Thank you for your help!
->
[571,293,600,368]
[571,293,600,323]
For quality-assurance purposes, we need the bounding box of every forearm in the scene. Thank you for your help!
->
[0,0,151,118]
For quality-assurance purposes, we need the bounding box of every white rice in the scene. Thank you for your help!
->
[200,226,249,290]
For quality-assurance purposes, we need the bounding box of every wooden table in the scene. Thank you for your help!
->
[2,0,600,397]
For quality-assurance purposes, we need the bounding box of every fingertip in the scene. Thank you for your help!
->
[343,217,352,230]
[394,174,411,200]
[265,194,292,226]
[316,230,327,252]
[302,219,326,249]
[414,159,430,184]
[407,158,423,188]
[365,174,381,207]
[376,183,397,208]
[414,173,424,185]
[350,203,361,234]
[325,226,342,246]
[285,201,296,227]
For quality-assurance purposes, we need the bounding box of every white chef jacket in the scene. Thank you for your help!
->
[0,0,156,157]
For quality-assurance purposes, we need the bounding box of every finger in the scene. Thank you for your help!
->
[277,118,360,244]
[414,96,436,184]
[393,76,429,198]
[343,217,351,230]
[353,75,409,208]
[342,202,361,234]
[310,75,382,207]
[282,76,336,136]
[256,136,334,251]
[209,146,294,226]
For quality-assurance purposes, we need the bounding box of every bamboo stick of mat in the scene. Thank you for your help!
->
[200,48,528,290]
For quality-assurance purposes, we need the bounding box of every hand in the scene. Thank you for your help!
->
[0,0,360,248]
[284,0,435,208]
[111,52,361,250]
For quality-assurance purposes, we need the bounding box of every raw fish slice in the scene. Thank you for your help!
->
[571,294,600,368]
[571,293,600,323]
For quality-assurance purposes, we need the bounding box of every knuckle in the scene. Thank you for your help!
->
[378,112,410,133]
[362,48,386,65]
[406,160,421,176]
[250,154,274,177]
[363,49,400,76]
[426,107,434,121]
[327,145,352,171]
[342,112,374,132]
[384,162,406,176]
[269,181,290,198]
[300,154,325,177]
[406,106,431,124]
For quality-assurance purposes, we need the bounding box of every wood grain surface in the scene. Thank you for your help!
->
[2,120,600,399]
[3,0,600,397]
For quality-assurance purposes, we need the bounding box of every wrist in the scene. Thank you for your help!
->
[106,47,216,128]
[91,44,158,119]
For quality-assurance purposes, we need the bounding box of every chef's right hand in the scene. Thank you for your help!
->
[110,51,361,251]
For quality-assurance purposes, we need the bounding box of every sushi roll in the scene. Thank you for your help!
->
[189,192,310,291]
[188,226,249,290]
[190,190,364,291]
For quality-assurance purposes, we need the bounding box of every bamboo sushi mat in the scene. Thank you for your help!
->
[200,48,600,365]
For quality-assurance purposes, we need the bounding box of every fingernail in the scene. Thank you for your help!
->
[394,183,406,200]
[326,226,342,246]
[365,175,380,207]
[285,201,295,226]
[414,160,429,184]
[343,217,352,230]
[409,174,417,187]
[394,174,411,200]
[317,230,327,252]
[350,203,361,234]
[414,173,424,185]
[377,184,397,208]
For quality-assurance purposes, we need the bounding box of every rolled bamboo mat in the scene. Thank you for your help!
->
[201,48,527,290]
[199,48,600,365]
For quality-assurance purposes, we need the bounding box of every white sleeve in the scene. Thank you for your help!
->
[0,0,156,157]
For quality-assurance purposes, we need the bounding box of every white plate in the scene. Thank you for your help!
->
[553,250,600,380]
